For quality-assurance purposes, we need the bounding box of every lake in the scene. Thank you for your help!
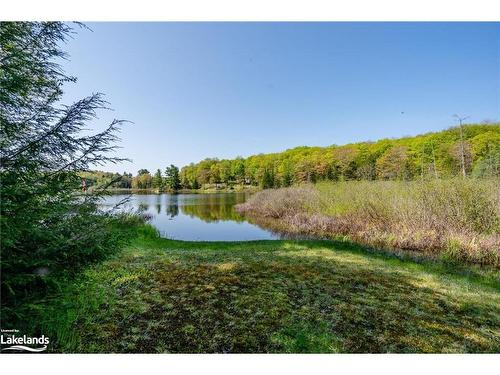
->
[101,192,280,241]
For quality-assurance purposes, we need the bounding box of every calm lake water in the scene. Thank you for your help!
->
[101,192,280,241]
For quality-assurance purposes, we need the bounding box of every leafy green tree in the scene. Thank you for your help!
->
[165,164,181,191]
[231,157,245,184]
[471,131,500,165]
[333,146,358,180]
[295,159,316,183]
[376,146,412,180]
[209,163,221,184]
[219,160,232,185]
[180,163,199,189]
[132,172,152,189]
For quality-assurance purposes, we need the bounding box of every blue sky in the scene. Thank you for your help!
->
[61,22,499,174]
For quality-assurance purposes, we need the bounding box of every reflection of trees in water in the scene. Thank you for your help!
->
[165,194,179,218]
[180,193,247,206]
[166,204,179,218]
[155,195,162,214]
[180,203,245,223]
[138,193,250,222]
[170,193,248,223]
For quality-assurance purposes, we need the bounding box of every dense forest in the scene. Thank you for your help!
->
[180,123,499,188]
[86,123,499,190]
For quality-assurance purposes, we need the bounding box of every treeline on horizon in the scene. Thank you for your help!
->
[83,123,500,190]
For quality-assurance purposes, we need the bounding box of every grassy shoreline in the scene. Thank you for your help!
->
[32,224,499,353]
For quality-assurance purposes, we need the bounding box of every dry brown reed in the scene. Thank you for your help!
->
[236,179,500,266]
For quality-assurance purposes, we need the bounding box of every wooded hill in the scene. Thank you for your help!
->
[179,123,500,189]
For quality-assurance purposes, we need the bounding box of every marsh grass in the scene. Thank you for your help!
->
[237,179,500,266]
[32,227,499,353]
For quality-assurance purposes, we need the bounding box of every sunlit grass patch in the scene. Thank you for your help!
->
[216,262,239,272]
[35,230,500,353]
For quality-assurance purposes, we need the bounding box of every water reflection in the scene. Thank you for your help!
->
[102,192,279,241]
[167,203,179,219]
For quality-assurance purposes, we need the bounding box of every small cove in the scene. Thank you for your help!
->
[102,192,280,241]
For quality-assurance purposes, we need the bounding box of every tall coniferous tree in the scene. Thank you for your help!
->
[164,164,181,191]
[1,22,128,321]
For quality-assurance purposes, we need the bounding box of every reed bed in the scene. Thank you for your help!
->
[236,179,500,266]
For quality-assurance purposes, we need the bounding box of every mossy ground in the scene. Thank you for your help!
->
[39,226,500,353]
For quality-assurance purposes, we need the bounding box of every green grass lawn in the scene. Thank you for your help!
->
[40,226,500,353]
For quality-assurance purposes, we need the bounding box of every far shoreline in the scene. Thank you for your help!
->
[101,186,261,194]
